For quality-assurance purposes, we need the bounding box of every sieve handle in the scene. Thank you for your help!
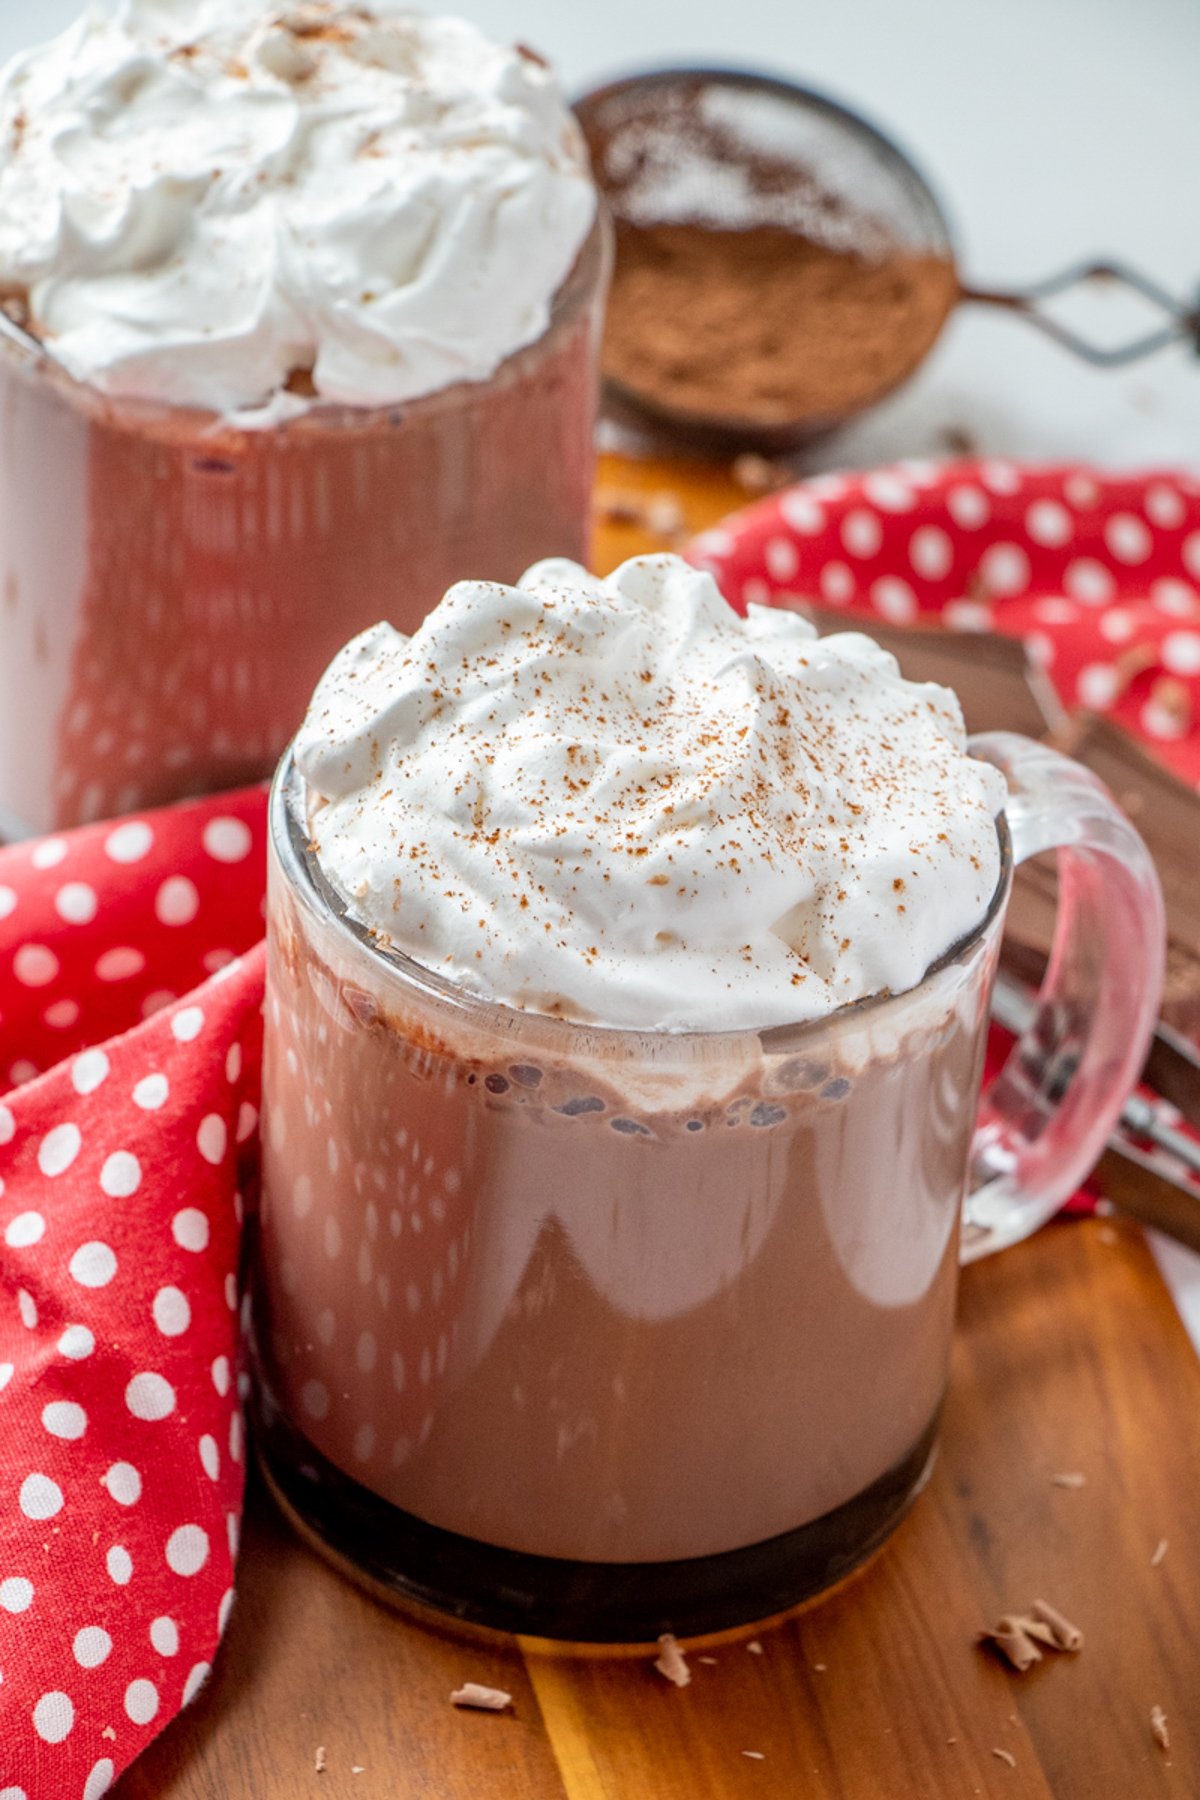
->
[961,260,1200,367]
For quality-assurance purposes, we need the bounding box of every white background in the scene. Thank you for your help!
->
[3,0,1196,469]
[3,0,1199,1329]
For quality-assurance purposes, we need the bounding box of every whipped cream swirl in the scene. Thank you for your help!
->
[295,555,1007,1032]
[0,1,596,414]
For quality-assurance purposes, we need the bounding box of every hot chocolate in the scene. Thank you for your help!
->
[258,807,999,1612]
[0,1,603,834]
[254,555,1013,1635]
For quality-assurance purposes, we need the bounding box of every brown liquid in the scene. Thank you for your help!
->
[256,852,996,1583]
[0,225,607,836]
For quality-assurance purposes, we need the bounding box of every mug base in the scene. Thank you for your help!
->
[251,1377,940,1642]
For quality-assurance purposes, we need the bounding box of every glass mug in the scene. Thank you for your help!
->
[0,215,610,839]
[252,733,1163,1641]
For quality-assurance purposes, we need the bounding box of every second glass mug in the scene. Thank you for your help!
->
[252,731,1164,1641]
[0,214,610,840]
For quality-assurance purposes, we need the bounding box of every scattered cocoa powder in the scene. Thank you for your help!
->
[602,219,958,433]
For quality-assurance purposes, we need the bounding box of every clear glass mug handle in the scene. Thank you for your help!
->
[962,731,1166,1261]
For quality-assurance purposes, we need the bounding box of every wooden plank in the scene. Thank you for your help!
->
[119,1218,1200,1800]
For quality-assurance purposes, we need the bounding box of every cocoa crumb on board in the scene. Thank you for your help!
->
[314,1745,326,1774]
[731,453,791,495]
[450,1683,514,1712]
[746,1639,764,1655]
[644,493,686,536]
[1151,1705,1170,1752]
[595,489,687,537]
[697,1655,718,1665]
[1049,1472,1086,1489]
[992,1748,1017,1769]
[1151,1538,1169,1567]
[595,490,646,526]
[979,1599,1084,1671]
[654,1633,691,1688]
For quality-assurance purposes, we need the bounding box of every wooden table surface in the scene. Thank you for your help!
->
[119,455,1199,1798]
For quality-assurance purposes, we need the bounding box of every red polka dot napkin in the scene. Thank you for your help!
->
[1,460,1196,1796]
[0,790,265,1799]
[689,459,1200,785]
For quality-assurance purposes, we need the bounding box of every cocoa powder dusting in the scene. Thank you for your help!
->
[603,219,957,430]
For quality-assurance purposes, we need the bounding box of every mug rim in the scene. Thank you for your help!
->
[0,207,613,435]
[270,745,1015,1056]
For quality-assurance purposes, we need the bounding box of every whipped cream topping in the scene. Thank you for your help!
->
[296,555,1007,1032]
[0,1,595,414]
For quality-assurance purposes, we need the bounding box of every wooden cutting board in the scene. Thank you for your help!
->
[117,455,1200,1798]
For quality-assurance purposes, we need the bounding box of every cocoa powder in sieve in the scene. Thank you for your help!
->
[602,219,959,433]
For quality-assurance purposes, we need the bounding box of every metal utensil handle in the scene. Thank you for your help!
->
[962,260,1200,367]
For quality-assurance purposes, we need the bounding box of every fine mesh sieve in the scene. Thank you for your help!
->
[576,68,1200,450]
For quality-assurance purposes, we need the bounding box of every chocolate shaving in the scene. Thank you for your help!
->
[746,1639,764,1655]
[1151,1705,1170,1752]
[654,1633,691,1688]
[450,1683,514,1712]
[741,1750,766,1760]
[1049,1472,1086,1489]
[1029,1598,1084,1652]
[1151,1538,1169,1567]
[980,1617,1044,1673]
[314,1745,326,1774]
[992,1748,1017,1768]
[980,1599,1083,1671]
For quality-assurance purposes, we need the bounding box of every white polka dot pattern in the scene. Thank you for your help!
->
[0,790,263,1795]
[701,460,1200,788]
